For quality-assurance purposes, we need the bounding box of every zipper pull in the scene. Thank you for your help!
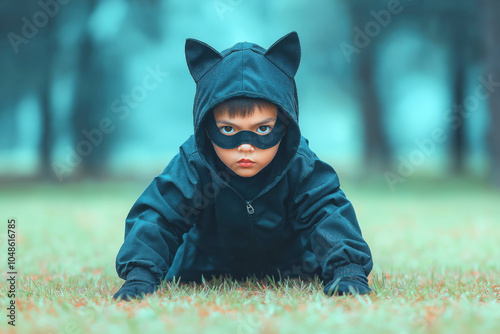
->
[246,201,254,215]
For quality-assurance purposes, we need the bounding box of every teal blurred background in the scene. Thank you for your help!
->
[1,0,499,188]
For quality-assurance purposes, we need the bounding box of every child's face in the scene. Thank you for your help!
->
[210,104,281,177]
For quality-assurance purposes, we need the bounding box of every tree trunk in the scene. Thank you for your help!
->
[39,18,57,179]
[359,48,391,168]
[480,0,500,187]
[450,22,467,174]
[346,1,391,170]
[71,0,109,179]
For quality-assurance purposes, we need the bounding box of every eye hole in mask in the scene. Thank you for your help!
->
[205,111,286,149]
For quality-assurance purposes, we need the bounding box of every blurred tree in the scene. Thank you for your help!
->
[429,1,479,174]
[0,2,58,179]
[345,0,481,175]
[344,0,391,170]
[39,11,58,179]
[480,0,500,187]
[450,24,467,174]
[71,0,106,178]
[70,0,165,180]
[0,3,27,153]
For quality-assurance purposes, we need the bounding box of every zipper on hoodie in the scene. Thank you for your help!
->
[246,201,255,215]
[201,162,257,215]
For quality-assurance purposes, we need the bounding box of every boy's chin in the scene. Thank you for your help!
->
[232,167,261,177]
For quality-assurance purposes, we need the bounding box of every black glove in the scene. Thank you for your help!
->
[324,275,371,296]
[113,267,159,301]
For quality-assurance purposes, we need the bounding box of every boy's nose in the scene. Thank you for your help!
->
[238,143,255,152]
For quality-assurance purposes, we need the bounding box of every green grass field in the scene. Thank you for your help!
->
[1,177,499,334]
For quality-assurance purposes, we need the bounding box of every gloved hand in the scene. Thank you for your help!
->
[113,267,159,301]
[324,275,371,296]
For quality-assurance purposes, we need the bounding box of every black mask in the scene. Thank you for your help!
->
[205,111,286,149]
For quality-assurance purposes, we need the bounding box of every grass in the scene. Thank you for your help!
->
[0,177,499,333]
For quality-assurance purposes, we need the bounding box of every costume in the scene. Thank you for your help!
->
[114,32,373,299]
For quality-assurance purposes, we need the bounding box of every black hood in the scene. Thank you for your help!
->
[185,31,302,182]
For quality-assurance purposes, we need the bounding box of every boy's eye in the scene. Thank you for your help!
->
[219,125,272,135]
[256,125,272,134]
[220,126,235,135]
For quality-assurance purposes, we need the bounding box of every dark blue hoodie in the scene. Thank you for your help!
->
[115,32,373,289]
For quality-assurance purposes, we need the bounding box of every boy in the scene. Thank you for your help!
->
[113,32,373,301]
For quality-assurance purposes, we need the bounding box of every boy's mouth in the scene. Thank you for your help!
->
[237,158,254,167]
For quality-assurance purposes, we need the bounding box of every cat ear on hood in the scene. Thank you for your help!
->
[185,38,223,82]
[264,31,301,78]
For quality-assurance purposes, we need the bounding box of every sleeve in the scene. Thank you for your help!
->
[289,154,373,283]
[115,150,201,284]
